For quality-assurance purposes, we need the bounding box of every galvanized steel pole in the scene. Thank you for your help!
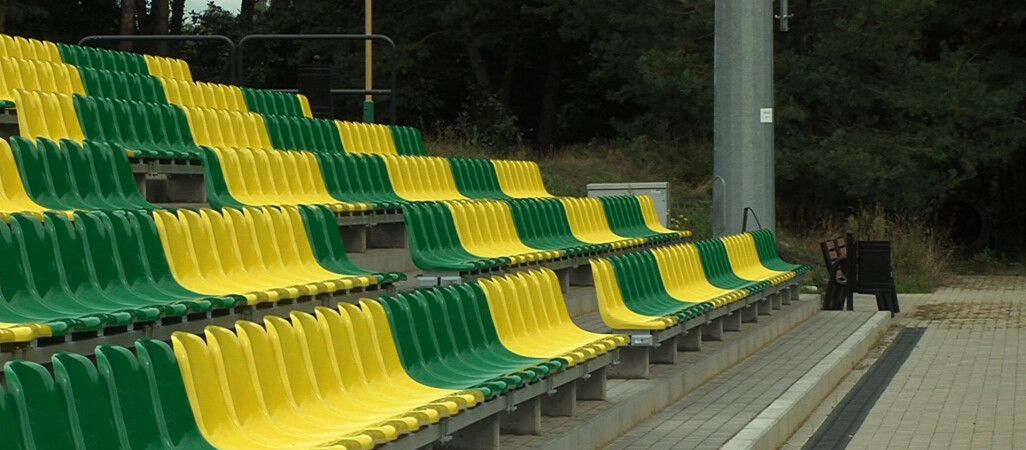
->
[363,0,375,122]
[712,0,775,235]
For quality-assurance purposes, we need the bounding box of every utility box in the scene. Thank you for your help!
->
[587,182,670,227]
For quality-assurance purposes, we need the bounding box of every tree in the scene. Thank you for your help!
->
[119,0,135,50]
[240,0,256,28]
[152,0,169,54]
[169,0,184,34]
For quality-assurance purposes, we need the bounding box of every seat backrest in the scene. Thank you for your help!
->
[4,360,78,448]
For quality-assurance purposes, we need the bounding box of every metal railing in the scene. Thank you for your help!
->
[235,34,397,124]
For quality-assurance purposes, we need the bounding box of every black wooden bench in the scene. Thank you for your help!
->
[821,232,900,314]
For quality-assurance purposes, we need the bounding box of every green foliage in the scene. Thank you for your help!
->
[775,0,1026,219]
[24,0,1021,251]
[4,0,119,43]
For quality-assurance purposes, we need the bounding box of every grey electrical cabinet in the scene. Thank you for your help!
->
[587,182,669,227]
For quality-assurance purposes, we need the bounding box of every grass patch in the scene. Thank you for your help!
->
[426,138,953,293]
[948,248,1026,276]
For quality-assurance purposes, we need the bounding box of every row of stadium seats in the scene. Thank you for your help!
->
[80,65,168,103]
[591,230,810,330]
[205,149,554,211]
[75,94,201,158]
[0,33,319,122]
[3,269,625,449]
[0,205,398,344]
[0,56,84,106]
[203,145,371,213]
[58,42,193,82]
[0,34,62,63]
[404,198,686,273]
[2,137,151,212]
[0,35,428,157]
[16,90,478,194]
[0,130,590,231]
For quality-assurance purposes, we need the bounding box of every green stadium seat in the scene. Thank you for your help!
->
[240,87,310,118]
[505,198,608,256]
[596,195,683,243]
[296,204,405,283]
[404,202,505,272]
[78,67,167,103]
[7,136,155,211]
[449,157,510,199]
[4,360,79,448]
[3,340,212,449]
[750,229,812,275]
[73,95,202,159]
[388,125,428,156]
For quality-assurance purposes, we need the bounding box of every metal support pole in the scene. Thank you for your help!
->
[236,34,398,124]
[712,0,775,236]
[363,0,375,123]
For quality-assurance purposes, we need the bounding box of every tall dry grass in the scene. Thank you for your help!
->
[782,205,951,293]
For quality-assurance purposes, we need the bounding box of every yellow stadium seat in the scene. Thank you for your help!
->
[380,155,465,201]
[493,160,553,198]
[720,234,793,285]
[445,200,560,264]
[558,197,642,249]
[479,268,627,366]
[637,195,688,237]
[172,299,482,449]
[298,94,313,118]
[13,90,84,143]
[651,244,747,309]
[0,139,56,219]
[590,259,677,330]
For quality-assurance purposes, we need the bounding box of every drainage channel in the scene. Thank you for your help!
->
[802,327,927,450]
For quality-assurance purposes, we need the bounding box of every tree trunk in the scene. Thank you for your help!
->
[240,0,256,27]
[119,0,136,51]
[461,22,494,96]
[169,0,184,34]
[497,20,519,108]
[135,0,150,52]
[152,0,169,55]
[536,27,562,152]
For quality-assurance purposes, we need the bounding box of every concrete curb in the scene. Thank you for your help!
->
[722,311,891,450]
[530,295,822,450]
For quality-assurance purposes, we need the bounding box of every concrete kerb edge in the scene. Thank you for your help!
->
[720,311,891,450]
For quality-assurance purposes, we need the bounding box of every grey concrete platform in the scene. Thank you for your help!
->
[595,310,888,450]
[499,293,823,450]
[783,275,1026,450]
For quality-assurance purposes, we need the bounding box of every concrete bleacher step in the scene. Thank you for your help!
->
[497,302,888,450]
[602,311,888,450]
[350,246,419,276]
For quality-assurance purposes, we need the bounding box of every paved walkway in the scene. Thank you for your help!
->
[787,275,1026,449]
[602,311,878,450]
[845,276,1026,449]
